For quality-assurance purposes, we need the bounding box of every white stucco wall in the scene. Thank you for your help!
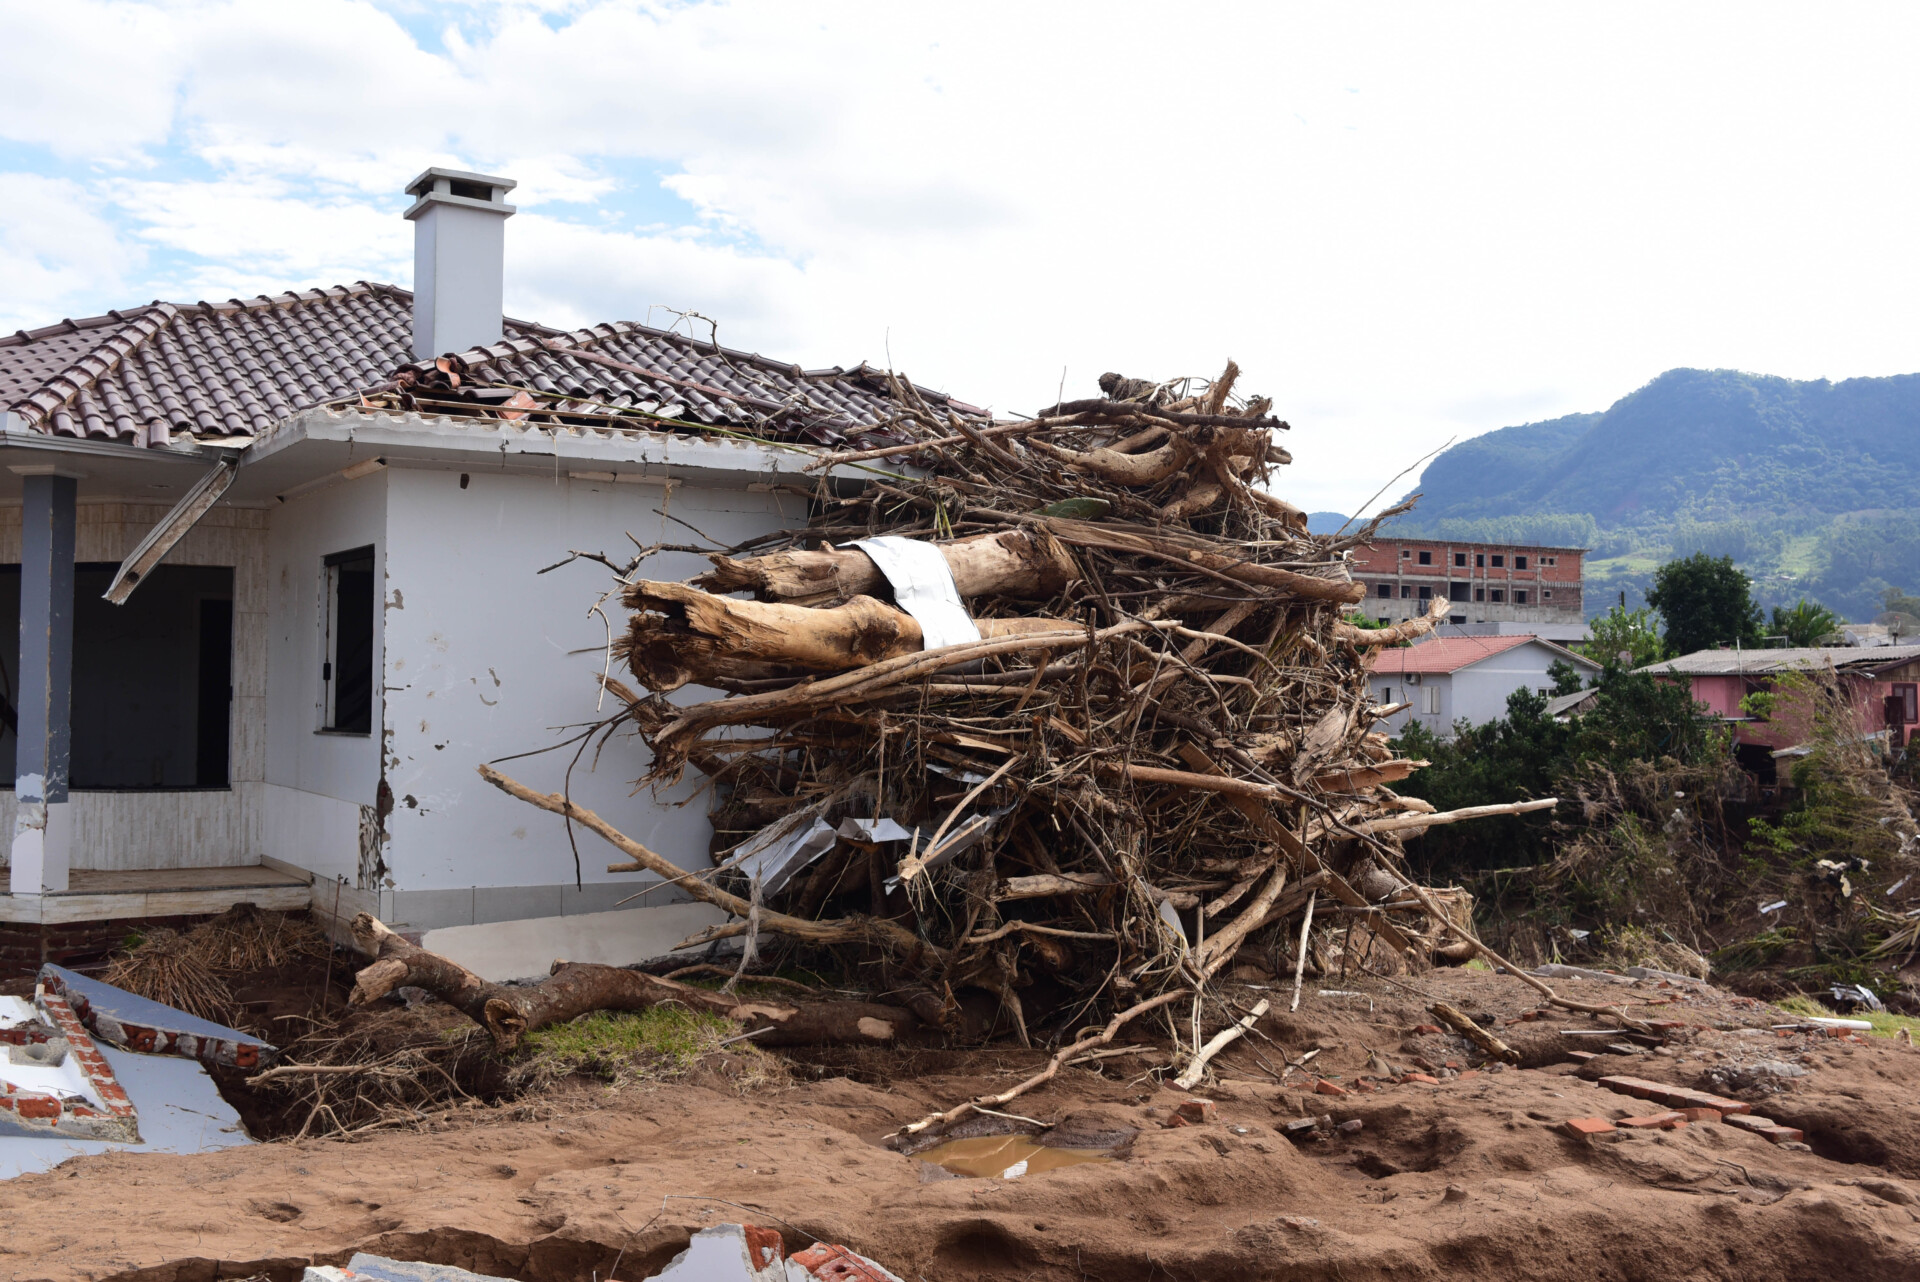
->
[373,465,796,927]
[259,468,388,885]
[1369,640,1597,739]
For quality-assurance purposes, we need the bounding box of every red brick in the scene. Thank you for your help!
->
[1401,1073,1440,1085]
[1762,1126,1805,1144]
[1566,1051,1599,1064]
[1563,1117,1616,1137]
[1618,1112,1687,1130]
[1412,1024,1442,1035]
[1459,1070,1481,1080]
[1313,1078,1349,1096]
[1174,1099,1216,1123]
[14,1096,60,1120]
[1677,1107,1723,1123]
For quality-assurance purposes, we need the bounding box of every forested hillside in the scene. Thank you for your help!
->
[1381,368,1920,619]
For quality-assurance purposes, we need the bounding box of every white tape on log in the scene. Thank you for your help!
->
[851,536,982,650]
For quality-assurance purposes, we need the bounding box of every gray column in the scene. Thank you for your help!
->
[11,470,76,895]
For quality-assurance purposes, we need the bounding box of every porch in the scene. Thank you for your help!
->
[0,861,310,925]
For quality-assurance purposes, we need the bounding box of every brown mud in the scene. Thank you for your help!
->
[5,968,1918,1282]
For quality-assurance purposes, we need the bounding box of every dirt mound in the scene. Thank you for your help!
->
[8,969,1918,1282]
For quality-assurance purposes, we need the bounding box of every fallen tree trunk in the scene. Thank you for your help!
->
[696,529,1079,604]
[1337,595,1450,645]
[347,913,922,1052]
[621,580,1071,692]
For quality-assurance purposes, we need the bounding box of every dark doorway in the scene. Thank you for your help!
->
[323,547,375,734]
[0,563,235,790]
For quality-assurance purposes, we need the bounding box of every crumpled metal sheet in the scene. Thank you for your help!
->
[851,536,981,650]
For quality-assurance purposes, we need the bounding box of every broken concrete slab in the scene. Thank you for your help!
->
[1,987,138,1143]
[40,964,276,1069]
[418,901,733,983]
[305,1254,512,1282]
[650,1223,786,1280]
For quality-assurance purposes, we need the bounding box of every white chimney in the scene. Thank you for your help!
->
[403,167,517,360]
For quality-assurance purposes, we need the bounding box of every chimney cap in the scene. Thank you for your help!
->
[403,167,518,221]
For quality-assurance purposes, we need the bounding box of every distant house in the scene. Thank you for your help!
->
[1366,635,1600,738]
[0,166,953,967]
[1346,537,1586,643]
[1636,645,1920,776]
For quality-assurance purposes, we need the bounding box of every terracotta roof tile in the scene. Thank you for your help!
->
[0,283,940,449]
[1369,634,1548,676]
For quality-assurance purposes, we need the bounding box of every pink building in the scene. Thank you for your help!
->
[1638,645,1920,774]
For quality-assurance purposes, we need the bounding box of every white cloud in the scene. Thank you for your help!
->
[0,174,143,331]
[6,1,1920,512]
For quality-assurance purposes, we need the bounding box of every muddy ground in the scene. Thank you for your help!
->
[5,967,1918,1282]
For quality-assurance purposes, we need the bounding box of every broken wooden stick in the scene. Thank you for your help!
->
[1353,797,1559,835]
[1429,1001,1520,1064]
[1173,997,1271,1090]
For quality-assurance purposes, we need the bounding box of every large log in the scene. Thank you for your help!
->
[695,529,1078,604]
[347,913,921,1052]
[620,580,1071,692]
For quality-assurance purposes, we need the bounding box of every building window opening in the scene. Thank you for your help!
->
[1400,585,1413,598]
[1490,589,1506,603]
[1453,552,1467,567]
[1515,555,1529,570]
[1417,550,1432,565]
[323,547,376,735]
[1491,554,1505,568]
[0,563,233,789]
[1543,589,1553,600]
[1474,587,1485,602]
[1377,583,1392,598]
[1418,585,1432,599]
[1400,549,1412,558]
[1449,614,1466,624]
[1425,686,1441,715]
[1543,556,1557,567]
[1381,685,1393,705]
[1514,589,1528,604]
[1475,553,1485,568]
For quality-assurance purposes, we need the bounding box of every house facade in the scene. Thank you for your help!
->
[1348,537,1585,640]
[0,168,954,964]
[1366,635,1600,739]
[1637,646,1920,769]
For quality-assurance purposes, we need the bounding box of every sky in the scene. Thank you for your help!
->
[4,1,1919,515]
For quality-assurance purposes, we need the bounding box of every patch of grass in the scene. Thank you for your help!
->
[1776,994,1920,1040]
[1463,958,1493,972]
[514,1006,778,1091]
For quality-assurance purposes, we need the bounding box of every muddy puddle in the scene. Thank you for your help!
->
[916,1133,1114,1179]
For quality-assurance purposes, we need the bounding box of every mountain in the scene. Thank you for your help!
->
[1306,511,1351,534]
[1383,368,1920,619]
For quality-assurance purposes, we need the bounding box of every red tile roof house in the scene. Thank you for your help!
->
[1366,635,1599,739]
[1634,645,1920,778]
[0,168,964,975]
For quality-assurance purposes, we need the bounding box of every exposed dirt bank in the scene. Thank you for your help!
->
[6,969,1918,1282]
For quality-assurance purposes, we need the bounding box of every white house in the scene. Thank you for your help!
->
[0,168,961,967]
[1366,634,1599,739]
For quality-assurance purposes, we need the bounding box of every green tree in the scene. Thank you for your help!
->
[1768,599,1842,647]
[1581,604,1667,670]
[1548,659,1587,696]
[1646,553,1763,657]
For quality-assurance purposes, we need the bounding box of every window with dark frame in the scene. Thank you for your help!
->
[1418,585,1432,599]
[1377,583,1392,598]
[1475,553,1485,568]
[1515,555,1529,570]
[1491,554,1505,568]
[322,547,375,734]
[1401,585,1413,598]
[1899,683,1919,723]
[1417,550,1432,565]
[1514,590,1528,604]
[1453,553,1467,567]
[1475,587,1485,601]
[1490,589,1505,602]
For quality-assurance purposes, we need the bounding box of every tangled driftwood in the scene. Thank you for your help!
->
[351,360,1639,1126]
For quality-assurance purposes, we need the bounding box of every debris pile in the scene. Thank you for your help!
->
[438,363,1632,1130]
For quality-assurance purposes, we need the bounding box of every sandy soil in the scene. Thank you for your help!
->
[5,968,1919,1282]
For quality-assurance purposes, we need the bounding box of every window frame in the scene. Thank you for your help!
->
[1491,554,1505,568]
[320,545,377,736]
[1515,555,1529,570]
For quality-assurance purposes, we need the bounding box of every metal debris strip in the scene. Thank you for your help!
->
[489,359,1594,1128]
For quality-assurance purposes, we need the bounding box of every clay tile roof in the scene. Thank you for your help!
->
[0,283,956,449]
[1368,634,1571,676]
